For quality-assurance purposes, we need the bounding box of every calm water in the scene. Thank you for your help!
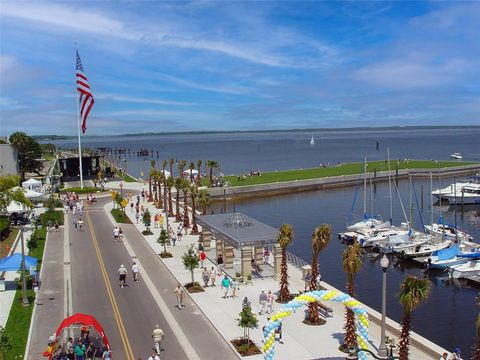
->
[53,128,480,353]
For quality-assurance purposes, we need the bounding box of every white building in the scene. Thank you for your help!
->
[0,144,19,176]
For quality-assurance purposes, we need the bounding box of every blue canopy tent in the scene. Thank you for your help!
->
[0,253,38,272]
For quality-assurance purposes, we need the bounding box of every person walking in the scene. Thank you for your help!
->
[152,324,164,354]
[73,218,78,230]
[148,351,160,360]
[449,348,462,360]
[199,250,206,268]
[135,211,140,224]
[266,290,275,314]
[118,264,127,288]
[209,266,216,286]
[202,267,210,287]
[259,290,268,315]
[118,227,124,241]
[85,342,96,360]
[177,224,183,242]
[221,275,230,299]
[170,229,176,246]
[173,283,185,309]
[132,262,139,282]
[77,219,83,231]
[113,227,119,242]
[263,247,270,264]
[230,278,238,298]
[74,338,86,360]
[217,253,224,275]
[66,337,75,360]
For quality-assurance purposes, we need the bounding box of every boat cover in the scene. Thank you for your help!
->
[433,246,459,261]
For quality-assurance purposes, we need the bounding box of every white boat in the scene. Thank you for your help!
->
[403,239,452,258]
[376,232,431,254]
[449,260,480,279]
[424,223,473,242]
[425,246,468,269]
[442,183,480,205]
[431,175,480,202]
[310,135,315,145]
[346,218,391,232]
[450,153,463,160]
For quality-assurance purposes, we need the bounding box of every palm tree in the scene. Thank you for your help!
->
[196,160,202,185]
[277,224,294,302]
[198,189,210,215]
[178,160,187,180]
[206,160,219,187]
[149,168,159,202]
[188,161,195,183]
[168,157,175,178]
[190,185,199,234]
[308,224,331,324]
[180,179,190,229]
[342,243,363,349]
[157,172,165,209]
[398,276,431,360]
[162,159,167,173]
[166,176,175,217]
[174,178,182,222]
[149,160,156,201]
[0,175,32,214]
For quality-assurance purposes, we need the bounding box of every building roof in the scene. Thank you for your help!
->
[196,212,279,247]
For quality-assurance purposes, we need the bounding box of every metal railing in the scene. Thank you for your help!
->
[286,251,309,269]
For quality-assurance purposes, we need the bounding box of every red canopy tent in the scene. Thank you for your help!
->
[49,313,110,359]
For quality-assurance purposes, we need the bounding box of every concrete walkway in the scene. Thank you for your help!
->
[114,190,447,360]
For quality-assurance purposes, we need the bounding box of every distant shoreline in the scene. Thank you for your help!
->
[33,125,480,141]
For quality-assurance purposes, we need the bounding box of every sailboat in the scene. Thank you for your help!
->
[310,135,315,145]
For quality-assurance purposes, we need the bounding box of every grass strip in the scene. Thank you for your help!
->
[0,228,19,259]
[111,209,132,223]
[116,171,138,183]
[222,160,478,187]
[4,227,46,359]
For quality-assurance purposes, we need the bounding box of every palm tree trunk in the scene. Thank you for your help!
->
[183,191,190,228]
[399,313,411,360]
[191,197,199,234]
[308,257,319,323]
[344,281,357,348]
[175,190,181,222]
[168,187,174,217]
[148,176,152,200]
[279,247,290,302]
[158,181,163,209]
[209,168,213,186]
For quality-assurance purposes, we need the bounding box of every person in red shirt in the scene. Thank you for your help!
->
[200,250,206,268]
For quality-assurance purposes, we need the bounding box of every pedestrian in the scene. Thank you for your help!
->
[263,247,270,264]
[440,353,448,360]
[202,267,210,287]
[449,348,462,360]
[267,290,275,314]
[77,218,83,231]
[230,278,238,298]
[135,212,140,224]
[102,348,112,360]
[304,271,312,292]
[173,283,185,309]
[170,229,176,246]
[113,227,119,242]
[47,220,53,232]
[152,324,164,354]
[316,273,322,289]
[210,266,216,286]
[177,224,183,241]
[154,213,159,228]
[74,338,86,360]
[118,227,124,241]
[73,218,78,230]
[54,220,59,231]
[276,322,284,344]
[221,275,230,299]
[200,250,206,268]
[130,202,134,212]
[132,262,139,282]
[66,337,75,360]
[217,253,224,275]
[259,290,268,315]
[148,351,160,360]
[137,194,140,203]
[86,342,96,360]
[118,264,127,288]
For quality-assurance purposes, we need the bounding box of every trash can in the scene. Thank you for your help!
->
[0,278,6,292]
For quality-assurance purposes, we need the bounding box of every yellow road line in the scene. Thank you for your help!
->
[85,211,135,360]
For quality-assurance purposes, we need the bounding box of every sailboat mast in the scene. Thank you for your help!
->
[387,148,393,224]
[363,156,367,216]
[370,174,374,219]
[409,175,412,228]
[430,172,434,227]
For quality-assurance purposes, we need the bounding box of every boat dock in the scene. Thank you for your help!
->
[208,164,480,200]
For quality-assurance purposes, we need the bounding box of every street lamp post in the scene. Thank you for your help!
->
[20,227,29,307]
[119,182,124,198]
[378,254,390,357]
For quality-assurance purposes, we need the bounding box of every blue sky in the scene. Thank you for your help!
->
[1,1,479,135]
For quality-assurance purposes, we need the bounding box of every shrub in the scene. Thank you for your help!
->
[0,217,10,241]
[40,210,64,226]
[111,209,132,224]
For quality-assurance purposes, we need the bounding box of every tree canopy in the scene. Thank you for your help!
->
[8,132,43,180]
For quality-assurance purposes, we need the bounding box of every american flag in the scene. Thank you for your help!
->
[76,50,94,133]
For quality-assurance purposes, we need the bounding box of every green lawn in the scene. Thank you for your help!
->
[4,227,46,359]
[223,160,477,187]
[0,228,18,259]
[116,171,138,183]
[111,208,132,223]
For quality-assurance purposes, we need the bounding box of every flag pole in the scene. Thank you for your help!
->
[76,49,84,189]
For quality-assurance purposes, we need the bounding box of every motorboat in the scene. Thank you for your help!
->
[346,218,391,232]
[449,260,480,279]
[424,222,473,242]
[431,175,480,203]
[359,226,410,248]
[403,239,452,258]
[450,153,463,160]
[425,246,469,270]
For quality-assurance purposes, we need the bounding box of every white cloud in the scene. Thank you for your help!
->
[156,74,251,95]
[70,93,196,106]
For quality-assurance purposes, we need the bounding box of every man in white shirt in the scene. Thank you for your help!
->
[113,227,119,242]
[148,351,160,360]
[132,262,139,282]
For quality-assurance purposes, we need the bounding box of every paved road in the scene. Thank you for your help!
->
[61,198,236,359]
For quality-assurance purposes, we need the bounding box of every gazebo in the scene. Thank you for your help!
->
[196,213,281,279]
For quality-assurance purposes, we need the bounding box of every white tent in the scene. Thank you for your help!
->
[6,200,28,214]
[22,178,42,191]
[11,186,44,199]
[161,170,171,177]
[183,169,199,176]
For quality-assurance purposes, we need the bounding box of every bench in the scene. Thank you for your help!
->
[318,302,333,317]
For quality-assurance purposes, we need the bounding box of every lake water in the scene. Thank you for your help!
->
[53,127,480,354]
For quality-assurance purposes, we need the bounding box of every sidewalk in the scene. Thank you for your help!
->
[109,197,446,360]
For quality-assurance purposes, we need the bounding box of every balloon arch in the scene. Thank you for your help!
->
[262,290,370,360]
